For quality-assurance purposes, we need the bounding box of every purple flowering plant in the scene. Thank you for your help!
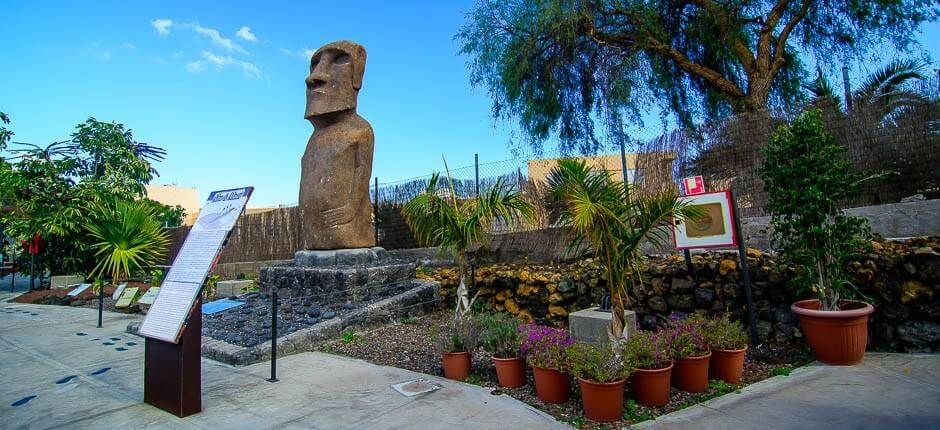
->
[623,329,673,370]
[667,315,710,358]
[518,323,573,371]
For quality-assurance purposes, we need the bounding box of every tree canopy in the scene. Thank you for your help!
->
[458,0,937,154]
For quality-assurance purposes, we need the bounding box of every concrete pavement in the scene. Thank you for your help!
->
[0,302,566,430]
[637,353,940,430]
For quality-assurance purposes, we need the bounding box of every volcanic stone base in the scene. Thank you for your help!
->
[259,261,416,303]
[294,247,388,267]
[199,279,440,365]
[569,308,637,344]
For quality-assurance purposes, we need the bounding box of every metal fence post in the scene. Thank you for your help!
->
[373,177,379,245]
[730,190,759,345]
[474,153,480,197]
[268,288,279,382]
[97,282,104,328]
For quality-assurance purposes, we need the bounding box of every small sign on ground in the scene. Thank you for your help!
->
[391,379,441,397]
[137,287,160,305]
[202,298,245,315]
[67,284,92,297]
[111,283,128,300]
[115,287,139,308]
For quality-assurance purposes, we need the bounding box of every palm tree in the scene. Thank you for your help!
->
[85,199,170,283]
[547,159,699,339]
[402,167,535,317]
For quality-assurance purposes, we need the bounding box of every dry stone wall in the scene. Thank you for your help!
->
[419,237,940,352]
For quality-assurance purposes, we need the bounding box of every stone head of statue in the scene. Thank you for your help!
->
[304,40,367,120]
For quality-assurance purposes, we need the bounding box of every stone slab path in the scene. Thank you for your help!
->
[0,302,566,430]
[637,352,940,430]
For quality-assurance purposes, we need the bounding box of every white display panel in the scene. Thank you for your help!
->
[139,187,252,343]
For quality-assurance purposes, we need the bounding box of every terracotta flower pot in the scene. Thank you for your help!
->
[531,365,570,403]
[442,352,471,381]
[710,346,747,383]
[492,356,526,388]
[577,378,626,423]
[791,299,874,365]
[630,363,673,407]
[672,352,711,393]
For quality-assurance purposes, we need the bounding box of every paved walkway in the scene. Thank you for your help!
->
[638,353,940,429]
[0,302,565,430]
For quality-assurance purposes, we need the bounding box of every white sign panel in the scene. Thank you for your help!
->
[67,283,92,297]
[139,187,252,343]
[672,190,738,250]
[111,282,128,300]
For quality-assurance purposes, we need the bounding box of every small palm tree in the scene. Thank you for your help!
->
[402,168,535,317]
[547,159,698,339]
[85,199,170,283]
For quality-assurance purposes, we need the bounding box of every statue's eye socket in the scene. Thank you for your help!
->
[333,53,351,65]
[310,58,320,70]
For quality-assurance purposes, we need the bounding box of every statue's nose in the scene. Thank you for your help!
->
[306,72,329,88]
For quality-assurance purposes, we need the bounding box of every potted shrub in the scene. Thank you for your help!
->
[478,313,525,388]
[438,316,479,381]
[567,342,628,423]
[762,109,875,365]
[624,330,674,407]
[702,314,749,383]
[519,323,572,403]
[669,316,710,393]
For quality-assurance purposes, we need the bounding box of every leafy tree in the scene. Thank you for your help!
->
[547,159,698,338]
[402,169,536,317]
[85,199,170,282]
[458,0,937,153]
[0,118,166,276]
[140,198,187,228]
[0,112,12,153]
[760,109,870,310]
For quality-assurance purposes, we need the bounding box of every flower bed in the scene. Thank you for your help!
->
[319,309,810,428]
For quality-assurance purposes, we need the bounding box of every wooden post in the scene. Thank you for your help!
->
[144,296,202,418]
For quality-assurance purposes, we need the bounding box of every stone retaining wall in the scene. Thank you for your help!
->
[419,237,940,353]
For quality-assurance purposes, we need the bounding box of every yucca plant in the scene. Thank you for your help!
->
[402,164,535,318]
[547,159,699,339]
[85,199,170,283]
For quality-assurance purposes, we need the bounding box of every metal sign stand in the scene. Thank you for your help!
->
[729,190,759,344]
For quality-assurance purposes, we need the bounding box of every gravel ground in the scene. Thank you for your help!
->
[319,310,812,429]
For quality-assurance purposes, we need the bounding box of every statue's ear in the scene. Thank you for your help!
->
[352,45,366,90]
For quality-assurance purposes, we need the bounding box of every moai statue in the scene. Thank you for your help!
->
[299,40,375,250]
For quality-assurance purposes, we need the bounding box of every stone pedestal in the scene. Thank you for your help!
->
[569,308,638,345]
[216,280,253,298]
[259,247,415,305]
[51,275,84,289]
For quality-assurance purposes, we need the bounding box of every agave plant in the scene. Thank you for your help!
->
[402,164,535,317]
[85,199,170,282]
[547,159,699,339]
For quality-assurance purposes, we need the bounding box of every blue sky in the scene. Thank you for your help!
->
[2,1,938,206]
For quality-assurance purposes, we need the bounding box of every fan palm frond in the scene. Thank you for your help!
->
[85,199,170,282]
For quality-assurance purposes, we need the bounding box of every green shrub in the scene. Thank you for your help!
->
[566,342,627,383]
[476,313,521,358]
[702,314,749,350]
[668,316,710,358]
[85,199,170,282]
[437,316,479,353]
[761,109,871,310]
[624,330,673,370]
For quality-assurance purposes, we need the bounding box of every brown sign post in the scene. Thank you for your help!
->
[144,296,203,417]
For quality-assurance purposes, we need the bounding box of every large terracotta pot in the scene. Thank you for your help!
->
[791,299,874,365]
[492,356,526,388]
[531,365,570,403]
[577,378,626,423]
[442,352,471,381]
[710,346,747,383]
[630,363,673,407]
[672,352,711,393]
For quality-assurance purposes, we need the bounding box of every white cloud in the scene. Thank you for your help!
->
[151,18,173,35]
[192,51,261,78]
[235,26,257,42]
[189,23,247,55]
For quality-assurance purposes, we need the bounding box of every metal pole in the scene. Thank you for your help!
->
[10,245,15,292]
[474,153,480,197]
[683,249,694,275]
[29,252,35,291]
[97,281,104,328]
[842,66,853,113]
[730,190,759,345]
[267,289,279,382]
[373,177,379,245]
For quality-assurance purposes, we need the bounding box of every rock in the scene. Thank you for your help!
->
[558,280,575,293]
[773,305,795,324]
[343,303,356,310]
[670,278,694,293]
[900,194,926,203]
[901,280,933,304]
[548,305,567,318]
[913,247,938,256]
[903,263,917,275]
[756,320,772,341]
[719,259,737,275]
[548,292,564,303]
[774,322,798,342]
[667,294,693,311]
[504,298,520,314]
[651,278,667,295]
[648,296,668,312]
[307,305,322,318]
[280,303,293,313]
[746,248,762,258]
[321,311,336,320]
[896,321,940,348]
[694,288,715,307]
